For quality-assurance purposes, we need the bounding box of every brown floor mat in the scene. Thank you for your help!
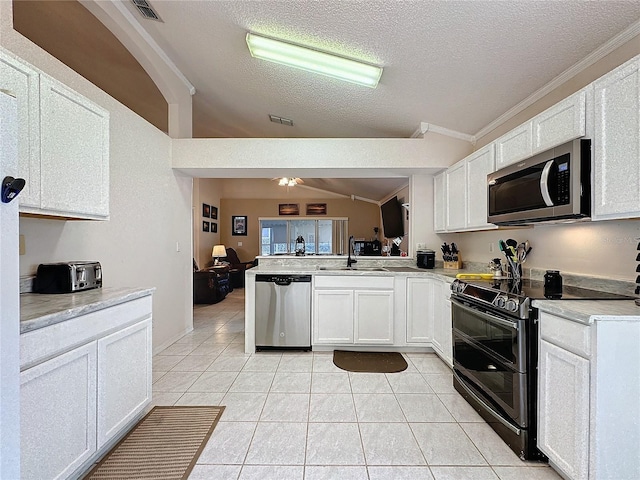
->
[333,350,408,373]
[84,406,224,480]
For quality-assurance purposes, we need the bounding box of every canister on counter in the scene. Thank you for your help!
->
[416,250,435,269]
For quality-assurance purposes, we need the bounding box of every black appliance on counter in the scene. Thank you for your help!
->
[416,250,435,269]
[450,277,633,460]
[34,261,102,294]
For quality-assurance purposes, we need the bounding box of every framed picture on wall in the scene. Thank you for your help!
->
[211,222,217,233]
[306,203,327,215]
[232,216,247,236]
[202,220,210,232]
[211,206,218,220]
[202,203,210,217]
[279,203,299,215]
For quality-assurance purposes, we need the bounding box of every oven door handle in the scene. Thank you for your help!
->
[453,371,521,436]
[540,159,555,207]
[451,298,519,330]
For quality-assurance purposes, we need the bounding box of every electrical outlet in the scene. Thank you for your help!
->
[237,241,243,247]
[489,242,494,253]
[416,243,426,250]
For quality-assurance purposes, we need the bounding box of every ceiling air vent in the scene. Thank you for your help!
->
[269,114,294,127]
[131,0,162,21]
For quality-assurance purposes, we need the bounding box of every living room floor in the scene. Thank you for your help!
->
[152,290,561,480]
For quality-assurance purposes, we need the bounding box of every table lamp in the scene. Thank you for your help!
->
[212,244,226,265]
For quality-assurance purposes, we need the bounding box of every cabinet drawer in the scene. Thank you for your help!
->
[314,275,394,289]
[21,295,153,370]
[539,312,591,358]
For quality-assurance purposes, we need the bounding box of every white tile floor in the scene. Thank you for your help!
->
[153,290,562,480]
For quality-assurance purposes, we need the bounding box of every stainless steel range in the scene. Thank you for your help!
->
[450,277,633,460]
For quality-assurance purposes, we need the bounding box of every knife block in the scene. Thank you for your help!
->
[443,255,462,269]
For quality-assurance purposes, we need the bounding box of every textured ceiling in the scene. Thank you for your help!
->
[120,0,640,139]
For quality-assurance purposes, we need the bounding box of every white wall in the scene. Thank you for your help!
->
[2,13,194,352]
[193,178,223,269]
[440,220,640,283]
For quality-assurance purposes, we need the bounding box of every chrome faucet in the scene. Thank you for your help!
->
[347,236,357,268]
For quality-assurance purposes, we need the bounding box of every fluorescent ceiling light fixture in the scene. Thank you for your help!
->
[246,33,382,88]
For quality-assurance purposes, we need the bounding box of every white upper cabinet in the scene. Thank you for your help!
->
[533,90,587,154]
[465,144,496,229]
[433,172,446,233]
[38,76,110,219]
[445,160,467,231]
[592,56,640,220]
[0,50,110,220]
[435,144,497,233]
[0,52,41,208]
[494,88,586,171]
[495,122,533,169]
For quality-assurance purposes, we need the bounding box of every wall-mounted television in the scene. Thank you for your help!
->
[380,196,404,238]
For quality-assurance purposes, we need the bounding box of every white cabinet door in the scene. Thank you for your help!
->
[21,342,97,480]
[432,281,453,367]
[406,278,434,344]
[466,144,496,229]
[354,290,394,344]
[538,339,590,480]
[445,160,467,231]
[593,57,640,220]
[533,90,586,154]
[313,289,354,344]
[0,52,41,208]
[433,172,446,232]
[97,318,152,448]
[495,122,533,169]
[39,75,109,218]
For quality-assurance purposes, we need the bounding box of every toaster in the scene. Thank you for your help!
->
[34,262,102,294]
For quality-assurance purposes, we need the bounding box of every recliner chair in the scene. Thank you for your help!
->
[222,247,256,288]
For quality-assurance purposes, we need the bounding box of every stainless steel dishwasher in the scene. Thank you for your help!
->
[255,274,312,351]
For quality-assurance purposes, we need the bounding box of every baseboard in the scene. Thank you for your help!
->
[153,326,193,356]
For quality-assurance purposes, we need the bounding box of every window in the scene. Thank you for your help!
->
[259,218,348,255]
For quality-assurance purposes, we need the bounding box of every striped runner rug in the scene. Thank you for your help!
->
[84,406,224,480]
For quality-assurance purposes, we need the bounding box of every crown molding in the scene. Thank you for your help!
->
[474,18,640,141]
[411,122,475,143]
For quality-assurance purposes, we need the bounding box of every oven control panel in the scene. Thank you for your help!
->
[451,279,530,319]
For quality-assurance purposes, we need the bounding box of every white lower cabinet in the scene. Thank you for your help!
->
[354,290,394,344]
[97,319,152,448]
[538,338,590,480]
[432,280,453,367]
[537,310,640,480]
[406,277,435,344]
[313,289,354,344]
[21,342,97,480]
[313,276,394,346]
[20,295,152,479]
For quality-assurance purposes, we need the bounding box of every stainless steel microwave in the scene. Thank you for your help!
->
[487,139,591,225]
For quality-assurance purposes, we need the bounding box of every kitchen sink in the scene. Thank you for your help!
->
[317,267,388,271]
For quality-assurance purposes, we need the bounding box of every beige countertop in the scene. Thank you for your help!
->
[20,287,155,334]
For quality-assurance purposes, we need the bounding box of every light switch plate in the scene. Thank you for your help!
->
[237,241,243,247]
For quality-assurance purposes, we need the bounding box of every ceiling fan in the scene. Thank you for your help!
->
[273,177,304,187]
